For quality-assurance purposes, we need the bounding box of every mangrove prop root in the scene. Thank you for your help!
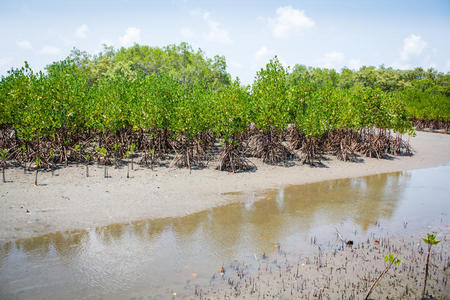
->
[300,137,322,165]
[412,118,450,132]
[0,126,414,170]
[217,143,254,173]
[247,130,291,164]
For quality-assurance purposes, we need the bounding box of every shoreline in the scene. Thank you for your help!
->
[1,131,450,242]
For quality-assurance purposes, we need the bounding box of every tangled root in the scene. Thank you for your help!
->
[300,137,322,165]
[216,143,254,173]
[169,136,209,169]
[247,130,291,164]
[287,125,304,151]
[326,129,359,162]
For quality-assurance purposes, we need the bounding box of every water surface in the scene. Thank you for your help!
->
[1,166,449,299]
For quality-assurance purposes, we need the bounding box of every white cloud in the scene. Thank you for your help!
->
[203,12,232,44]
[119,27,141,47]
[255,46,272,61]
[400,34,426,61]
[40,45,61,55]
[17,40,32,49]
[180,27,194,39]
[75,24,89,39]
[347,58,361,70]
[319,51,344,69]
[268,6,314,38]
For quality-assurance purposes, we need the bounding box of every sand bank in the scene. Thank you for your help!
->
[1,131,450,242]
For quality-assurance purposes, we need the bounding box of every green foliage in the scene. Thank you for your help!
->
[95,147,107,159]
[384,254,401,266]
[422,233,441,246]
[212,79,249,142]
[0,149,7,164]
[251,57,295,132]
[397,89,450,122]
[35,157,41,168]
[289,64,450,122]
[69,42,231,89]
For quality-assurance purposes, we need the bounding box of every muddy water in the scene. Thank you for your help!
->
[0,166,449,299]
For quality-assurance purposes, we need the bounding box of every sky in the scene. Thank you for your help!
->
[1,0,449,84]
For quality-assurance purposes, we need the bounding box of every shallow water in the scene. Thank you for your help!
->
[0,166,449,299]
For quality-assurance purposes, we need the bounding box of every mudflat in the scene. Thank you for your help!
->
[1,131,449,242]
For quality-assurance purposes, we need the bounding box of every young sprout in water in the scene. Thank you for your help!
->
[364,253,401,300]
[422,233,441,299]
[1,149,8,183]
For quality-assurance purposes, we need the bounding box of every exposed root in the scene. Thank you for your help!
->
[0,125,415,170]
[169,135,209,169]
[389,134,413,156]
[287,125,304,151]
[216,143,254,173]
[326,129,359,162]
[300,137,322,165]
[247,130,291,165]
[412,118,449,132]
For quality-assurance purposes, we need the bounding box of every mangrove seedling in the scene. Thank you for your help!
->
[149,148,155,170]
[113,143,119,167]
[34,157,41,186]
[74,144,80,166]
[1,149,8,183]
[85,154,91,177]
[125,150,130,178]
[21,145,27,173]
[49,149,55,176]
[130,144,136,170]
[364,253,401,300]
[422,233,441,299]
[95,146,108,178]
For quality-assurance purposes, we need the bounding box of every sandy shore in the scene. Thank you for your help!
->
[1,131,450,242]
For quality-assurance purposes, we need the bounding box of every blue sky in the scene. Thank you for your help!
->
[1,0,449,84]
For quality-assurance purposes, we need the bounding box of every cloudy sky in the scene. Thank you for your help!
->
[1,0,449,84]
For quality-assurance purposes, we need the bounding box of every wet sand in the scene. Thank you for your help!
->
[191,229,450,300]
[1,131,450,242]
